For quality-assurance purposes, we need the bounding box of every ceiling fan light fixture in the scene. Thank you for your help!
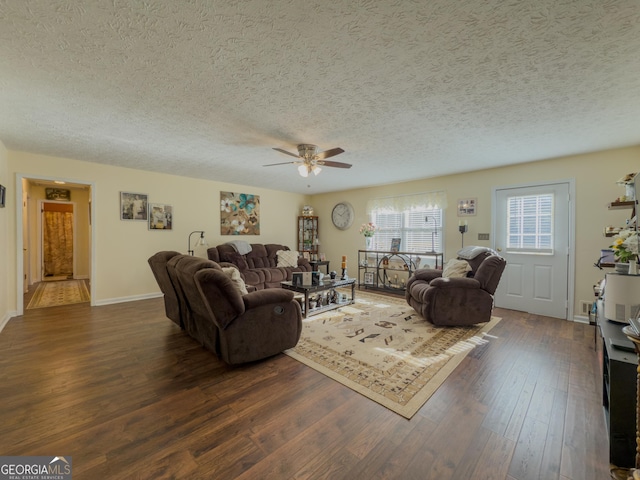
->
[266,144,350,175]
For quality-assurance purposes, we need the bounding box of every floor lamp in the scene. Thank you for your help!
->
[188,231,206,256]
[459,221,468,248]
[425,216,437,253]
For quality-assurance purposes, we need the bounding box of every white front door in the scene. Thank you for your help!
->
[493,182,572,319]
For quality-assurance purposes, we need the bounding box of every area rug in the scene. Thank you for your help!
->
[284,291,500,418]
[26,280,90,309]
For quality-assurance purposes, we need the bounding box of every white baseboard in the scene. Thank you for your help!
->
[93,292,162,306]
[0,311,17,334]
[573,314,591,324]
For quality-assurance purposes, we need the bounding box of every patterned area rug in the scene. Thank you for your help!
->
[285,291,500,418]
[26,280,90,309]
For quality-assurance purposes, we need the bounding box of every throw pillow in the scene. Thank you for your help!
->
[442,258,472,278]
[277,250,299,268]
[221,267,249,295]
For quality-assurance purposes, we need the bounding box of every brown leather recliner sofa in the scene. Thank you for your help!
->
[147,250,183,328]
[194,266,302,364]
[148,252,302,364]
[207,243,312,291]
[405,247,506,326]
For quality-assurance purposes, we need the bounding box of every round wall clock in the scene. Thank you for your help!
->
[331,202,354,230]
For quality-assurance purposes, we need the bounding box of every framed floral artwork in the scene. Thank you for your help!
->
[220,191,260,235]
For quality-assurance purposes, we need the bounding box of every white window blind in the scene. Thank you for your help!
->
[507,193,553,253]
[370,208,443,253]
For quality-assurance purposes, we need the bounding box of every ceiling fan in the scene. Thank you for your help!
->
[264,144,351,177]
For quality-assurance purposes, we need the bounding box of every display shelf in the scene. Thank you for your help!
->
[601,192,637,268]
[297,216,319,258]
[608,200,636,210]
[358,250,443,295]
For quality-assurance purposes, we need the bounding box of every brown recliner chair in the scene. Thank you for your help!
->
[169,255,222,354]
[193,265,302,365]
[406,248,506,326]
[148,251,183,328]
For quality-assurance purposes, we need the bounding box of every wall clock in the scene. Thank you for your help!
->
[331,202,354,230]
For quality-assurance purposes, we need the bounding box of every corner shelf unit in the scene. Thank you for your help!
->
[358,250,443,295]
[602,200,637,267]
[297,216,319,257]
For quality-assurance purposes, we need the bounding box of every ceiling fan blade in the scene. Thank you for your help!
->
[263,161,298,167]
[321,160,352,169]
[272,147,301,158]
[315,147,345,160]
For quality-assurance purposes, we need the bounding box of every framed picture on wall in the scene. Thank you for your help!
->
[45,188,71,201]
[148,203,173,230]
[457,198,477,216]
[120,192,148,221]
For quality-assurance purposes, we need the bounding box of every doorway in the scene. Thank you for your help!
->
[16,175,95,315]
[41,201,75,281]
[493,181,574,319]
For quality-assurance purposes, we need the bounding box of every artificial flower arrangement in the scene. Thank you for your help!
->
[610,228,640,263]
[359,222,377,237]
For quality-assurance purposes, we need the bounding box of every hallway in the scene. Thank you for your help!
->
[24,279,90,309]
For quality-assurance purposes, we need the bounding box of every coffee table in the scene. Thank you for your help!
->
[281,277,356,318]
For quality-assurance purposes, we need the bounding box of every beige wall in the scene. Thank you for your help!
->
[2,145,639,322]
[311,145,640,319]
[0,140,8,327]
[6,151,309,310]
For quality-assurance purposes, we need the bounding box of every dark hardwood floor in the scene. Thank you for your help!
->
[0,297,610,479]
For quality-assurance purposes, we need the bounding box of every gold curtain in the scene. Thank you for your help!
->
[43,210,73,276]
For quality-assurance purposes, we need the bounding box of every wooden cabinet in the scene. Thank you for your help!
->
[596,300,637,468]
[357,250,443,295]
[298,216,319,258]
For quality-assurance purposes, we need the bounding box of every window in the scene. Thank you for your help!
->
[370,208,443,252]
[506,193,553,253]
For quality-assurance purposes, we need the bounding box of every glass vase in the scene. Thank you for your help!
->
[365,236,373,250]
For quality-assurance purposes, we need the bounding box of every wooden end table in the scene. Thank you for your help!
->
[309,260,330,274]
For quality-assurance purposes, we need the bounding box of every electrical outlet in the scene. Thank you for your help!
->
[580,300,593,315]
[478,233,490,240]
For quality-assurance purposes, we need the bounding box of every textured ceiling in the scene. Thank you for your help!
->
[1,0,639,194]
